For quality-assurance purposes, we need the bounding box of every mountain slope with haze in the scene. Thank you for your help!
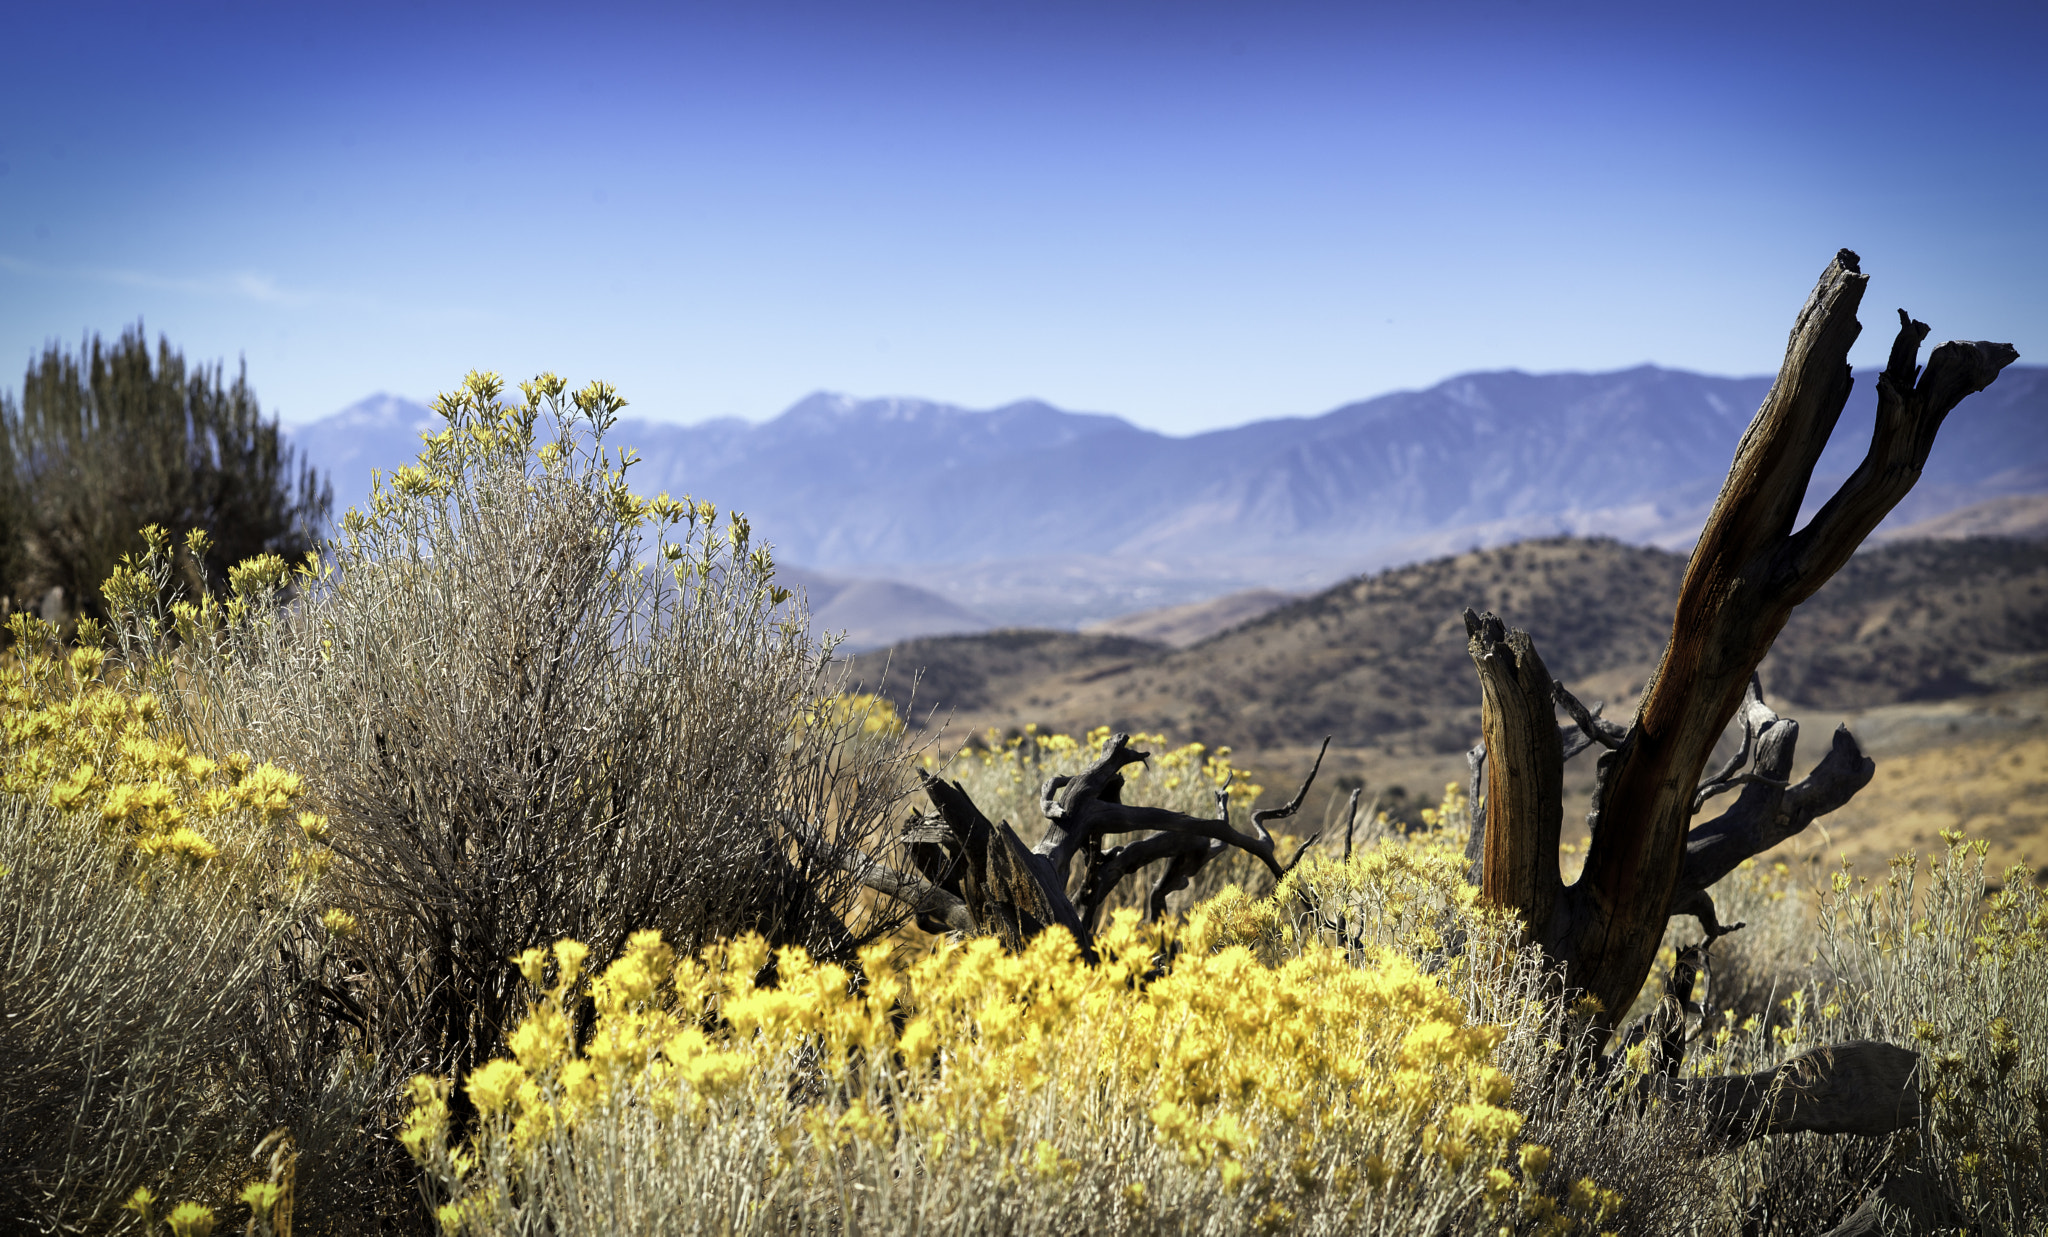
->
[288,365,2048,632]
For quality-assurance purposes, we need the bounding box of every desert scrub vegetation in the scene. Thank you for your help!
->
[8,516,2045,1232]
[400,783,2044,1235]
[0,597,342,1230]
[128,371,922,1223]
[8,247,2040,1233]
[403,895,1616,1236]
[1806,835,2048,1230]
[0,369,919,1232]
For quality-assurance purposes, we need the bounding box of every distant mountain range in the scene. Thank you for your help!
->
[286,364,2047,641]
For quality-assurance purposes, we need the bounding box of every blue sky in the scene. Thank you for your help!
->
[1,1,2041,432]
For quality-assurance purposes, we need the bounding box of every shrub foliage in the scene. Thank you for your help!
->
[153,372,915,1133]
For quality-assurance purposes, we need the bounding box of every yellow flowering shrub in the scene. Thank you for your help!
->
[0,540,336,1231]
[1269,797,1480,963]
[0,605,312,869]
[407,889,1620,1235]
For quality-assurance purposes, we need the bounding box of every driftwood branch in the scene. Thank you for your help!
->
[916,769,1093,955]
[846,855,975,936]
[1249,736,1330,866]
[1668,887,1744,942]
[853,732,1333,952]
[1677,679,1874,902]
[1081,826,1218,927]
[1034,734,1150,886]
[1784,312,2020,604]
[1080,737,1330,882]
[1599,940,1919,1147]
[1554,680,1626,759]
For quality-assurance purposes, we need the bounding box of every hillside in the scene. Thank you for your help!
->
[1878,492,2048,542]
[849,630,1168,726]
[1080,588,1297,648]
[861,536,2048,755]
[1757,537,2048,708]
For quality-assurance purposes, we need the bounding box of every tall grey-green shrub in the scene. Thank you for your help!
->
[185,371,914,1093]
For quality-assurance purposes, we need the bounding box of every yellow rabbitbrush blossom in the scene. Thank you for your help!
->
[408,898,1610,1234]
[801,691,906,738]
[165,1201,216,1236]
[1260,806,1482,963]
[0,611,312,866]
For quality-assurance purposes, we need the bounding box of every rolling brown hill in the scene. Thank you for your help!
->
[1079,588,1298,649]
[853,630,1167,729]
[859,535,2048,757]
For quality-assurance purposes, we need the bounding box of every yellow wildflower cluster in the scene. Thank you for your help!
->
[802,691,907,738]
[1417,779,1471,832]
[1268,800,1483,962]
[0,614,312,865]
[350,371,792,610]
[408,890,1611,1233]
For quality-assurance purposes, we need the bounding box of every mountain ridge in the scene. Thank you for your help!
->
[286,364,2048,635]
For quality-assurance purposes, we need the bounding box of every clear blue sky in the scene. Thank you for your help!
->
[2,1,2040,431]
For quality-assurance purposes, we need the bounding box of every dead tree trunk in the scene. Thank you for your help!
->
[1465,249,2017,1028]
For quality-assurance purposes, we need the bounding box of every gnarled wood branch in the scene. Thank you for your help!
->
[1465,609,1564,937]
[857,733,1333,953]
[845,855,975,936]
[1677,677,1874,904]
[915,769,1092,954]
[1469,250,2016,1024]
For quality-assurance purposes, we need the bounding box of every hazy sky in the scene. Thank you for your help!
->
[2,1,2041,431]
